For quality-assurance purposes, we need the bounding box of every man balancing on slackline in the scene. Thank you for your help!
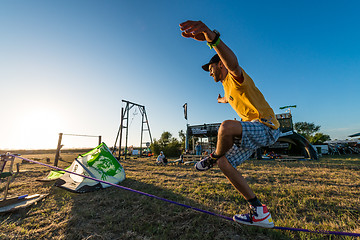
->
[179,20,280,228]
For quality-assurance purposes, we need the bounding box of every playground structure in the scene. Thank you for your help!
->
[54,133,102,167]
[113,100,153,159]
[185,113,318,160]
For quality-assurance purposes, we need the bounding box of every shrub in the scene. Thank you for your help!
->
[151,131,182,157]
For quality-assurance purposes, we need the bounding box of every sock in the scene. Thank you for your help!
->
[247,196,262,207]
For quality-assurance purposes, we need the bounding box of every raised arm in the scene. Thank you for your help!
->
[180,20,243,81]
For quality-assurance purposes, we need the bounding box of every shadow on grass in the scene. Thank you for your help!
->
[62,178,292,240]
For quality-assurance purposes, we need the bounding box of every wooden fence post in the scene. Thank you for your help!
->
[54,133,63,167]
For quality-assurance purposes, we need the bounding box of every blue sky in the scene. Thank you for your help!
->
[1,0,359,149]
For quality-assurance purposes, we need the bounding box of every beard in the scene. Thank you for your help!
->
[213,71,222,82]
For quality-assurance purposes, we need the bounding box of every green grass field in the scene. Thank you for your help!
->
[0,151,359,240]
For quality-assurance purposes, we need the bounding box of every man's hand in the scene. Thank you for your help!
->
[217,94,228,103]
[180,20,243,82]
[179,20,216,42]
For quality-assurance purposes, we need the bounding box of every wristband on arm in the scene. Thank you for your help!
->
[207,30,220,49]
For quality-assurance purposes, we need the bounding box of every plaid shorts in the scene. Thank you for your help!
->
[225,121,280,168]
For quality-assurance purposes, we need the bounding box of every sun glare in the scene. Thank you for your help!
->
[15,107,62,149]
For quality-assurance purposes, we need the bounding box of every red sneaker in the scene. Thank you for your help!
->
[233,204,274,228]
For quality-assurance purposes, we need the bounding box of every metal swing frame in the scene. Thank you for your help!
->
[113,100,153,159]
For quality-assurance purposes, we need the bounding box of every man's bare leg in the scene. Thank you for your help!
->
[216,156,255,200]
[212,120,255,200]
[214,121,274,228]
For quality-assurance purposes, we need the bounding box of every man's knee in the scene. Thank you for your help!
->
[218,120,242,137]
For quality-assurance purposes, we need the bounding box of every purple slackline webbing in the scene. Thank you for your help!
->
[10,154,360,238]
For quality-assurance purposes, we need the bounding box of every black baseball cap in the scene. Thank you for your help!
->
[202,54,221,71]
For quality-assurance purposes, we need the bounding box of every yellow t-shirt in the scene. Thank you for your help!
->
[222,69,280,129]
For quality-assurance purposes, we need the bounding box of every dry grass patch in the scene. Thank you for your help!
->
[0,151,359,239]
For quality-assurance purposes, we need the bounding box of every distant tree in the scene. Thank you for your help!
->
[150,131,181,157]
[311,133,331,145]
[294,121,331,144]
[294,122,320,140]
[159,131,172,146]
[164,138,181,157]
[150,139,161,155]
[178,130,186,149]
